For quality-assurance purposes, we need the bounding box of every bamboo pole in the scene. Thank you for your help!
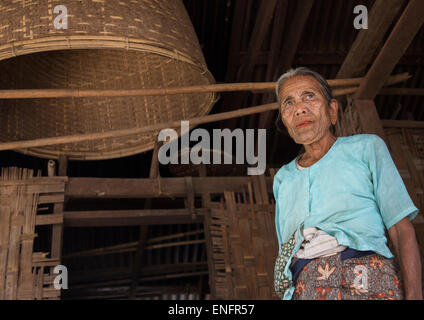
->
[0,102,280,151]
[0,73,411,152]
[62,229,205,259]
[0,73,410,99]
[63,239,206,259]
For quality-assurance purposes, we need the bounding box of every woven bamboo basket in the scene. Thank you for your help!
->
[0,0,216,160]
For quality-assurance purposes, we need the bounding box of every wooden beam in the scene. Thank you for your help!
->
[231,51,424,67]
[66,285,191,299]
[263,0,288,83]
[140,271,209,282]
[258,0,288,130]
[0,73,410,152]
[379,88,424,96]
[0,102,278,151]
[68,262,209,288]
[0,177,67,186]
[236,0,279,81]
[381,120,424,129]
[352,98,386,140]
[65,177,273,199]
[273,0,315,79]
[35,214,63,226]
[224,0,246,83]
[337,0,407,78]
[70,270,209,289]
[0,77,386,99]
[0,83,279,99]
[70,265,206,287]
[390,103,403,120]
[355,0,424,100]
[63,230,205,259]
[217,0,250,128]
[63,209,208,227]
[223,0,278,129]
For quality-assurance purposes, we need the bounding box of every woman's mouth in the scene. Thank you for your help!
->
[296,121,313,128]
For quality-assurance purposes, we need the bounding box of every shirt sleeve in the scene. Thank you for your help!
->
[367,135,419,230]
[273,172,283,251]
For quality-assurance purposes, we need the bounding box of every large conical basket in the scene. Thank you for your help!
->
[0,0,216,160]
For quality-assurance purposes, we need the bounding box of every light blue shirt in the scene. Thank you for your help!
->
[273,134,418,300]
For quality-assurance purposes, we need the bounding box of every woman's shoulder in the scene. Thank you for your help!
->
[337,133,384,148]
[273,158,298,185]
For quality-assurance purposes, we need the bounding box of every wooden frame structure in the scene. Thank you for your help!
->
[0,168,66,300]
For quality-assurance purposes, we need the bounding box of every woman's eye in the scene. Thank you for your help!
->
[306,94,314,99]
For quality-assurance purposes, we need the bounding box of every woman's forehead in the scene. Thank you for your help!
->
[278,76,322,98]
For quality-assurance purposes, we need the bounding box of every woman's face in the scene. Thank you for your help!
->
[278,75,338,145]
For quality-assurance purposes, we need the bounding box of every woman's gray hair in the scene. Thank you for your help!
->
[274,67,335,133]
[275,67,333,105]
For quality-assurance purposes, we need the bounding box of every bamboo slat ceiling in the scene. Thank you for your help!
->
[185,0,424,166]
[0,0,423,300]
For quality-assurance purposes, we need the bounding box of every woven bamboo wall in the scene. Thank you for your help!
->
[0,167,66,300]
[205,174,279,300]
[0,0,216,160]
[384,128,424,248]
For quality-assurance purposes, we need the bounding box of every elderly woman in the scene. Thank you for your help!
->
[273,67,422,300]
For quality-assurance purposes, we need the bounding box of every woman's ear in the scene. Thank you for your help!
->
[329,99,338,125]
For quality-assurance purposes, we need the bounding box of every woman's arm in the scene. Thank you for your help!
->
[388,217,423,300]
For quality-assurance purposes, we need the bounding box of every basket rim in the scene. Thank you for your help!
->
[2,35,217,160]
[11,108,217,161]
[0,35,213,79]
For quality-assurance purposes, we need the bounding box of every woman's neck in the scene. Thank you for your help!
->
[299,133,337,166]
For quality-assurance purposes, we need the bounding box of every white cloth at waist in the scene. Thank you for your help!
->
[295,227,347,259]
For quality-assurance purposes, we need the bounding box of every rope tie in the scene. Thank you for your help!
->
[11,43,16,57]
[66,36,71,49]
[173,49,180,62]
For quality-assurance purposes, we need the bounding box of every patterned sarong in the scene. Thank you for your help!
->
[291,252,404,300]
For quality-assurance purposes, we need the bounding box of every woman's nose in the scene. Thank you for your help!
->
[294,103,307,116]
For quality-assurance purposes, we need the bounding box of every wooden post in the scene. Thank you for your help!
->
[128,135,162,299]
[185,177,196,221]
[350,97,387,141]
[50,155,67,272]
[198,164,216,299]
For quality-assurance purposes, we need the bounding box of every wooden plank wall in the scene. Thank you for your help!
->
[205,173,279,300]
[0,167,66,300]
